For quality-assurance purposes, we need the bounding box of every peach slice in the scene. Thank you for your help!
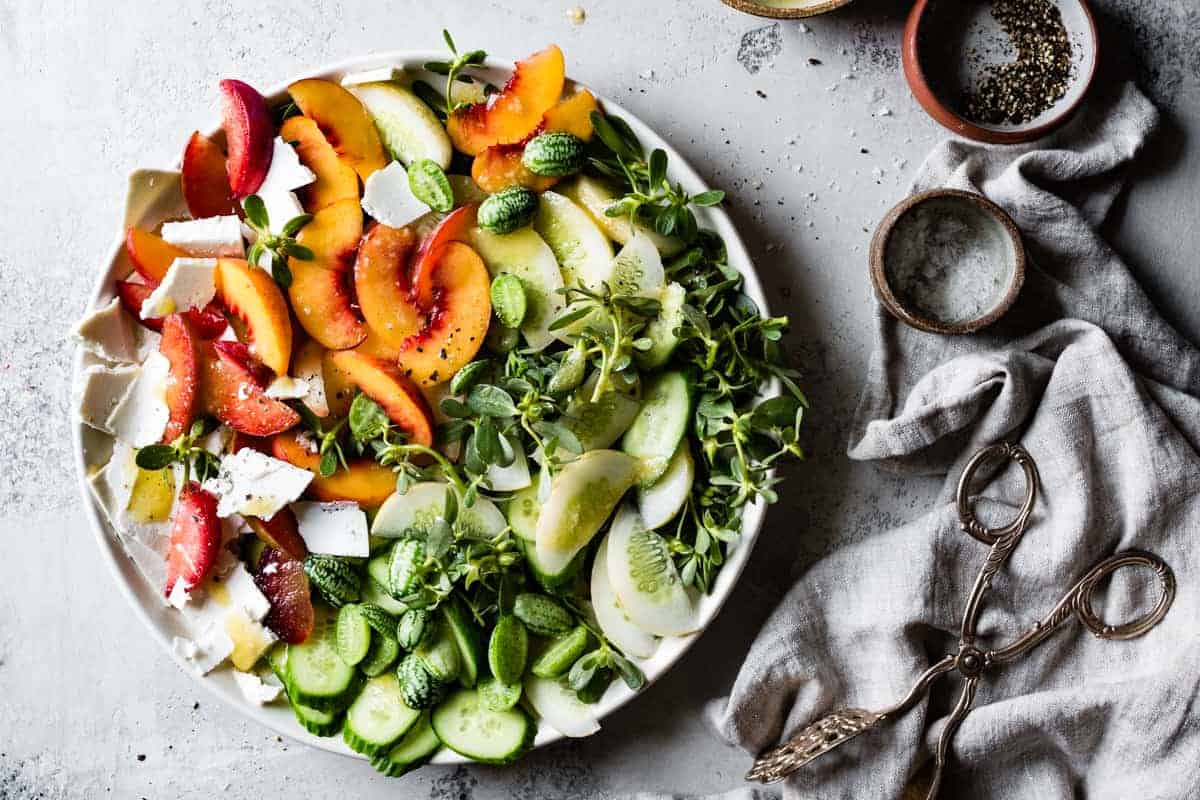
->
[181,131,239,218]
[159,314,202,443]
[199,340,300,436]
[219,79,275,198]
[287,197,366,350]
[470,89,598,193]
[353,223,422,351]
[327,350,434,446]
[410,204,478,310]
[271,431,397,508]
[288,79,388,181]
[447,45,565,156]
[397,242,491,388]
[116,280,229,339]
[126,227,188,283]
[280,115,360,212]
[214,258,293,375]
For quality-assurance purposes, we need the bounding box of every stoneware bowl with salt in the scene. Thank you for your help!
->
[903,0,1099,143]
[869,189,1026,335]
[720,0,854,20]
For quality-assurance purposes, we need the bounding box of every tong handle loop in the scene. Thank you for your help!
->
[989,550,1176,664]
[956,442,1040,545]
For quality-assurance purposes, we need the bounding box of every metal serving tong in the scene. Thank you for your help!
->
[747,443,1177,796]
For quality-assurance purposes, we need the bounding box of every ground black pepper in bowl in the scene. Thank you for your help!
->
[964,0,1073,124]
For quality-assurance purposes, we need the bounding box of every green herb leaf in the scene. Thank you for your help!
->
[450,360,490,396]
[271,256,293,289]
[691,190,725,207]
[349,393,391,444]
[467,384,518,418]
[319,448,338,478]
[135,444,178,471]
[281,213,314,237]
[243,195,269,230]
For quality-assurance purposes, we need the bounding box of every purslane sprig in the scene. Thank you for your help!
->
[134,419,222,484]
[423,29,488,116]
[243,195,314,289]
[587,111,724,245]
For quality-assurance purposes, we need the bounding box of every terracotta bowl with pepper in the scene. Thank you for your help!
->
[903,0,1099,144]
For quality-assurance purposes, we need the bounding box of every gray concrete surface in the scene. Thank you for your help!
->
[2,0,1198,797]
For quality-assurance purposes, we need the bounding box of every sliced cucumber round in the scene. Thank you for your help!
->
[440,599,481,688]
[335,604,372,667]
[372,482,505,540]
[534,449,639,576]
[292,702,342,737]
[523,675,601,738]
[362,577,408,616]
[637,443,695,531]
[532,190,613,290]
[431,688,534,764]
[484,434,532,492]
[610,232,666,298]
[560,175,683,257]
[590,534,660,659]
[621,370,692,488]
[479,676,522,712]
[636,281,687,371]
[286,611,360,711]
[606,503,698,637]
[359,631,401,677]
[348,82,452,169]
[468,226,565,351]
[370,711,441,777]
[343,673,422,758]
[562,386,641,452]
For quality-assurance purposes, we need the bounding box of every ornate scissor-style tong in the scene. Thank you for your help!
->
[747,443,1177,797]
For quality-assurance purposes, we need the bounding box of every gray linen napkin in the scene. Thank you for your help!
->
[709,82,1200,799]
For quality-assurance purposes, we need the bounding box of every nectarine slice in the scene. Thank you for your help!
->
[354,223,422,351]
[447,45,565,156]
[410,204,478,310]
[287,197,366,350]
[214,258,293,376]
[126,228,188,283]
[321,346,358,419]
[219,79,275,198]
[397,241,491,388]
[270,431,397,508]
[288,79,388,181]
[159,314,202,443]
[327,350,434,446]
[181,132,239,218]
[280,115,360,212]
[199,341,300,437]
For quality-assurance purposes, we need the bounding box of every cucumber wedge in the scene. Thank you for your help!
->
[431,688,534,764]
[610,232,666,298]
[367,544,394,594]
[562,389,640,452]
[362,577,408,616]
[343,673,422,758]
[286,610,360,711]
[532,190,613,289]
[560,175,683,257]
[636,281,687,371]
[348,82,452,168]
[370,712,441,777]
[372,482,506,540]
[621,370,692,488]
[485,435,532,492]
[505,482,540,542]
[534,450,639,575]
[518,537,585,594]
[606,504,698,637]
[441,598,482,688]
[637,443,694,531]
[590,534,660,659]
[468,226,565,351]
[524,675,601,738]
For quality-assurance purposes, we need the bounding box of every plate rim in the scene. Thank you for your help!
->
[72,48,778,765]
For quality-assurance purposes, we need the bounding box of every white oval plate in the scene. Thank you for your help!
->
[72,51,777,765]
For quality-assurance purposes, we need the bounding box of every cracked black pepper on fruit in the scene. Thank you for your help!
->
[965,0,1073,125]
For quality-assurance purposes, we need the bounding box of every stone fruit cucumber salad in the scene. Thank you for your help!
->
[73,32,807,775]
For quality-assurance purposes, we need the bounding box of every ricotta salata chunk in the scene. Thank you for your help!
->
[76,363,140,434]
[73,296,139,363]
[233,669,283,705]
[244,137,315,238]
[340,66,405,86]
[292,501,370,557]
[106,350,172,446]
[264,376,310,400]
[160,215,245,257]
[361,161,428,227]
[140,258,217,320]
[202,448,314,519]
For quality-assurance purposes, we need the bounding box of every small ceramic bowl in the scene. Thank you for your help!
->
[902,0,1099,144]
[869,189,1026,335]
[720,0,854,19]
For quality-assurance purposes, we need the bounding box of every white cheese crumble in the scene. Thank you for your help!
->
[140,258,217,320]
[106,351,171,447]
[73,297,139,363]
[340,67,405,86]
[233,670,283,705]
[244,138,315,239]
[361,161,428,227]
[160,215,245,257]
[293,501,370,557]
[202,448,313,519]
[265,376,310,400]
